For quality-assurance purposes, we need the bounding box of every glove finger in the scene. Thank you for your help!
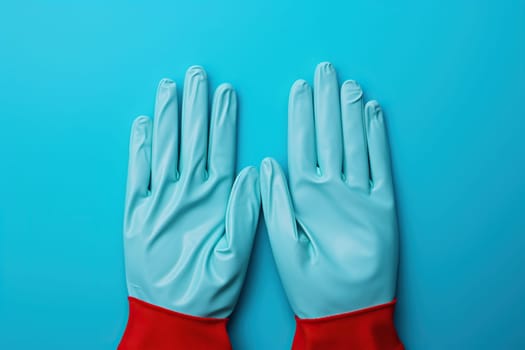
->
[341,80,369,190]
[215,166,261,266]
[365,100,394,194]
[180,66,209,181]
[125,116,152,219]
[288,79,317,179]
[151,79,179,189]
[314,62,343,178]
[207,83,237,183]
[259,158,301,268]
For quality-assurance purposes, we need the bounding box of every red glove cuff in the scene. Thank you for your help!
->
[118,297,231,350]
[292,300,404,350]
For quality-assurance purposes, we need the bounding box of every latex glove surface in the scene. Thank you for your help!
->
[260,62,399,319]
[123,66,260,318]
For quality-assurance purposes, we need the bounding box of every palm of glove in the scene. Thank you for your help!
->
[124,176,235,317]
[288,173,398,318]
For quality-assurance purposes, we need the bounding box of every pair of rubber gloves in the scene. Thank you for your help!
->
[118,63,404,350]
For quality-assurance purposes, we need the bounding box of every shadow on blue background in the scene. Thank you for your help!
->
[0,1,524,349]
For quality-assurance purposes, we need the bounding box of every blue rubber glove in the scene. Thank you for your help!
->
[123,66,260,318]
[260,62,399,319]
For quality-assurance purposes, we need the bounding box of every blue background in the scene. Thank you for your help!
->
[1,1,524,349]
